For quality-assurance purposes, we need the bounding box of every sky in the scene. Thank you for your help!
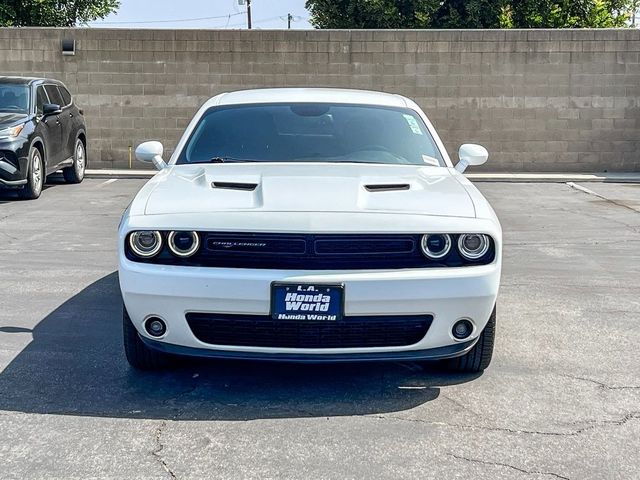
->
[88,0,313,29]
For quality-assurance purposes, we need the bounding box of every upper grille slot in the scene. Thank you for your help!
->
[207,234,306,254]
[314,238,415,255]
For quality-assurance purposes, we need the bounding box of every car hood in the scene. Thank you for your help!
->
[142,163,476,218]
[0,112,28,128]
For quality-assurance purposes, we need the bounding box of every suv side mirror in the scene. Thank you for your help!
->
[455,144,488,173]
[42,103,62,116]
[135,141,167,170]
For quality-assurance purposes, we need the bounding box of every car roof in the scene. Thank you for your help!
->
[0,76,63,86]
[213,88,410,108]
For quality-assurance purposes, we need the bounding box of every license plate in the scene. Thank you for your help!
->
[271,283,344,321]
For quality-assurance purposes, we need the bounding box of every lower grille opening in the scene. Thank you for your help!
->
[186,313,433,349]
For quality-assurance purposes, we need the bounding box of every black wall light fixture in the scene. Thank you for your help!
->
[61,38,75,55]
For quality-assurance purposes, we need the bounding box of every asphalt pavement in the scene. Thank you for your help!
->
[0,178,638,479]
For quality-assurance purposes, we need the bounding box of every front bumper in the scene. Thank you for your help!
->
[0,138,28,187]
[141,335,478,362]
[119,258,500,359]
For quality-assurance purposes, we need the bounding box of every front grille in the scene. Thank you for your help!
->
[195,233,440,269]
[186,313,433,348]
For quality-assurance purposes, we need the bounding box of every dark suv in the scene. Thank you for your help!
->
[0,77,87,199]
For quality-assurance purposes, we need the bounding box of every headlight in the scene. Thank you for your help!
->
[458,234,490,260]
[168,231,200,257]
[129,231,162,258]
[0,124,25,140]
[420,234,451,259]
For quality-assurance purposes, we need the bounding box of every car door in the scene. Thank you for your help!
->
[34,85,62,173]
[42,84,65,170]
[55,85,77,163]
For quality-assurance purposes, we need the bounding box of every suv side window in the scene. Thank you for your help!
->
[44,84,64,107]
[36,86,49,115]
[58,86,72,106]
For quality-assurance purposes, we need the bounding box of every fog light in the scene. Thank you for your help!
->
[452,319,473,340]
[145,317,166,337]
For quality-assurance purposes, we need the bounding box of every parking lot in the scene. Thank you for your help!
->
[0,178,639,479]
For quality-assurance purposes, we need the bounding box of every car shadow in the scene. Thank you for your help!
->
[0,272,480,421]
[0,176,62,202]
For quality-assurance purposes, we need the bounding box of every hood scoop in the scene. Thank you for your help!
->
[364,183,411,192]
[212,181,258,191]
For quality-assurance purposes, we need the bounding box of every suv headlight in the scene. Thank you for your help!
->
[129,231,162,258]
[458,234,490,260]
[0,124,25,140]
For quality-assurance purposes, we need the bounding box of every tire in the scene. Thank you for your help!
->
[62,138,86,184]
[123,307,171,370]
[444,306,496,373]
[18,145,44,200]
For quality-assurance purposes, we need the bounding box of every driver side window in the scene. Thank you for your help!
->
[36,86,49,115]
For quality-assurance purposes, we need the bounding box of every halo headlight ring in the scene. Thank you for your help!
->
[420,233,452,260]
[168,231,200,258]
[129,231,162,258]
[458,234,490,260]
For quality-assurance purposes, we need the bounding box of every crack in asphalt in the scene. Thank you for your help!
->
[152,421,177,480]
[370,411,640,437]
[441,394,481,417]
[558,373,640,391]
[448,453,570,479]
[566,182,640,216]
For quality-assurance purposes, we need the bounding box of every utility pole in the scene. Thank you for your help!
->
[287,13,292,29]
[247,0,252,29]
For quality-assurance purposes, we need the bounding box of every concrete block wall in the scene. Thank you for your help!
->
[0,27,638,171]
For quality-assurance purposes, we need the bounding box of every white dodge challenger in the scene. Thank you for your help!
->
[118,88,501,372]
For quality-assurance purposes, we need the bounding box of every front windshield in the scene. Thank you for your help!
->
[0,84,29,114]
[178,103,445,166]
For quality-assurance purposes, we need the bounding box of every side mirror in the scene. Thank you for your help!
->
[455,143,488,173]
[135,141,167,170]
[42,103,62,116]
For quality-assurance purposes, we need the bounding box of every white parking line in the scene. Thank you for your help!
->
[97,179,118,187]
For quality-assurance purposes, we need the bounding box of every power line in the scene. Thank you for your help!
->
[95,11,245,25]
[226,15,307,28]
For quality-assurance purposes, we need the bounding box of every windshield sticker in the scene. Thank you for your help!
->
[422,155,440,166]
[403,114,423,135]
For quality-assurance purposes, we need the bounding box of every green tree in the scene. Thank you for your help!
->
[431,0,505,28]
[305,0,635,28]
[305,0,439,29]
[506,0,631,27]
[0,0,119,27]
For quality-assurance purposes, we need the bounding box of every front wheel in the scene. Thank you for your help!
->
[444,306,496,373]
[63,138,86,183]
[123,307,172,370]
[18,145,44,200]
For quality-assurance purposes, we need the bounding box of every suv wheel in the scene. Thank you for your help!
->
[123,307,172,370]
[63,138,86,183]
[18,145,44,200]
[444,306,496,373]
